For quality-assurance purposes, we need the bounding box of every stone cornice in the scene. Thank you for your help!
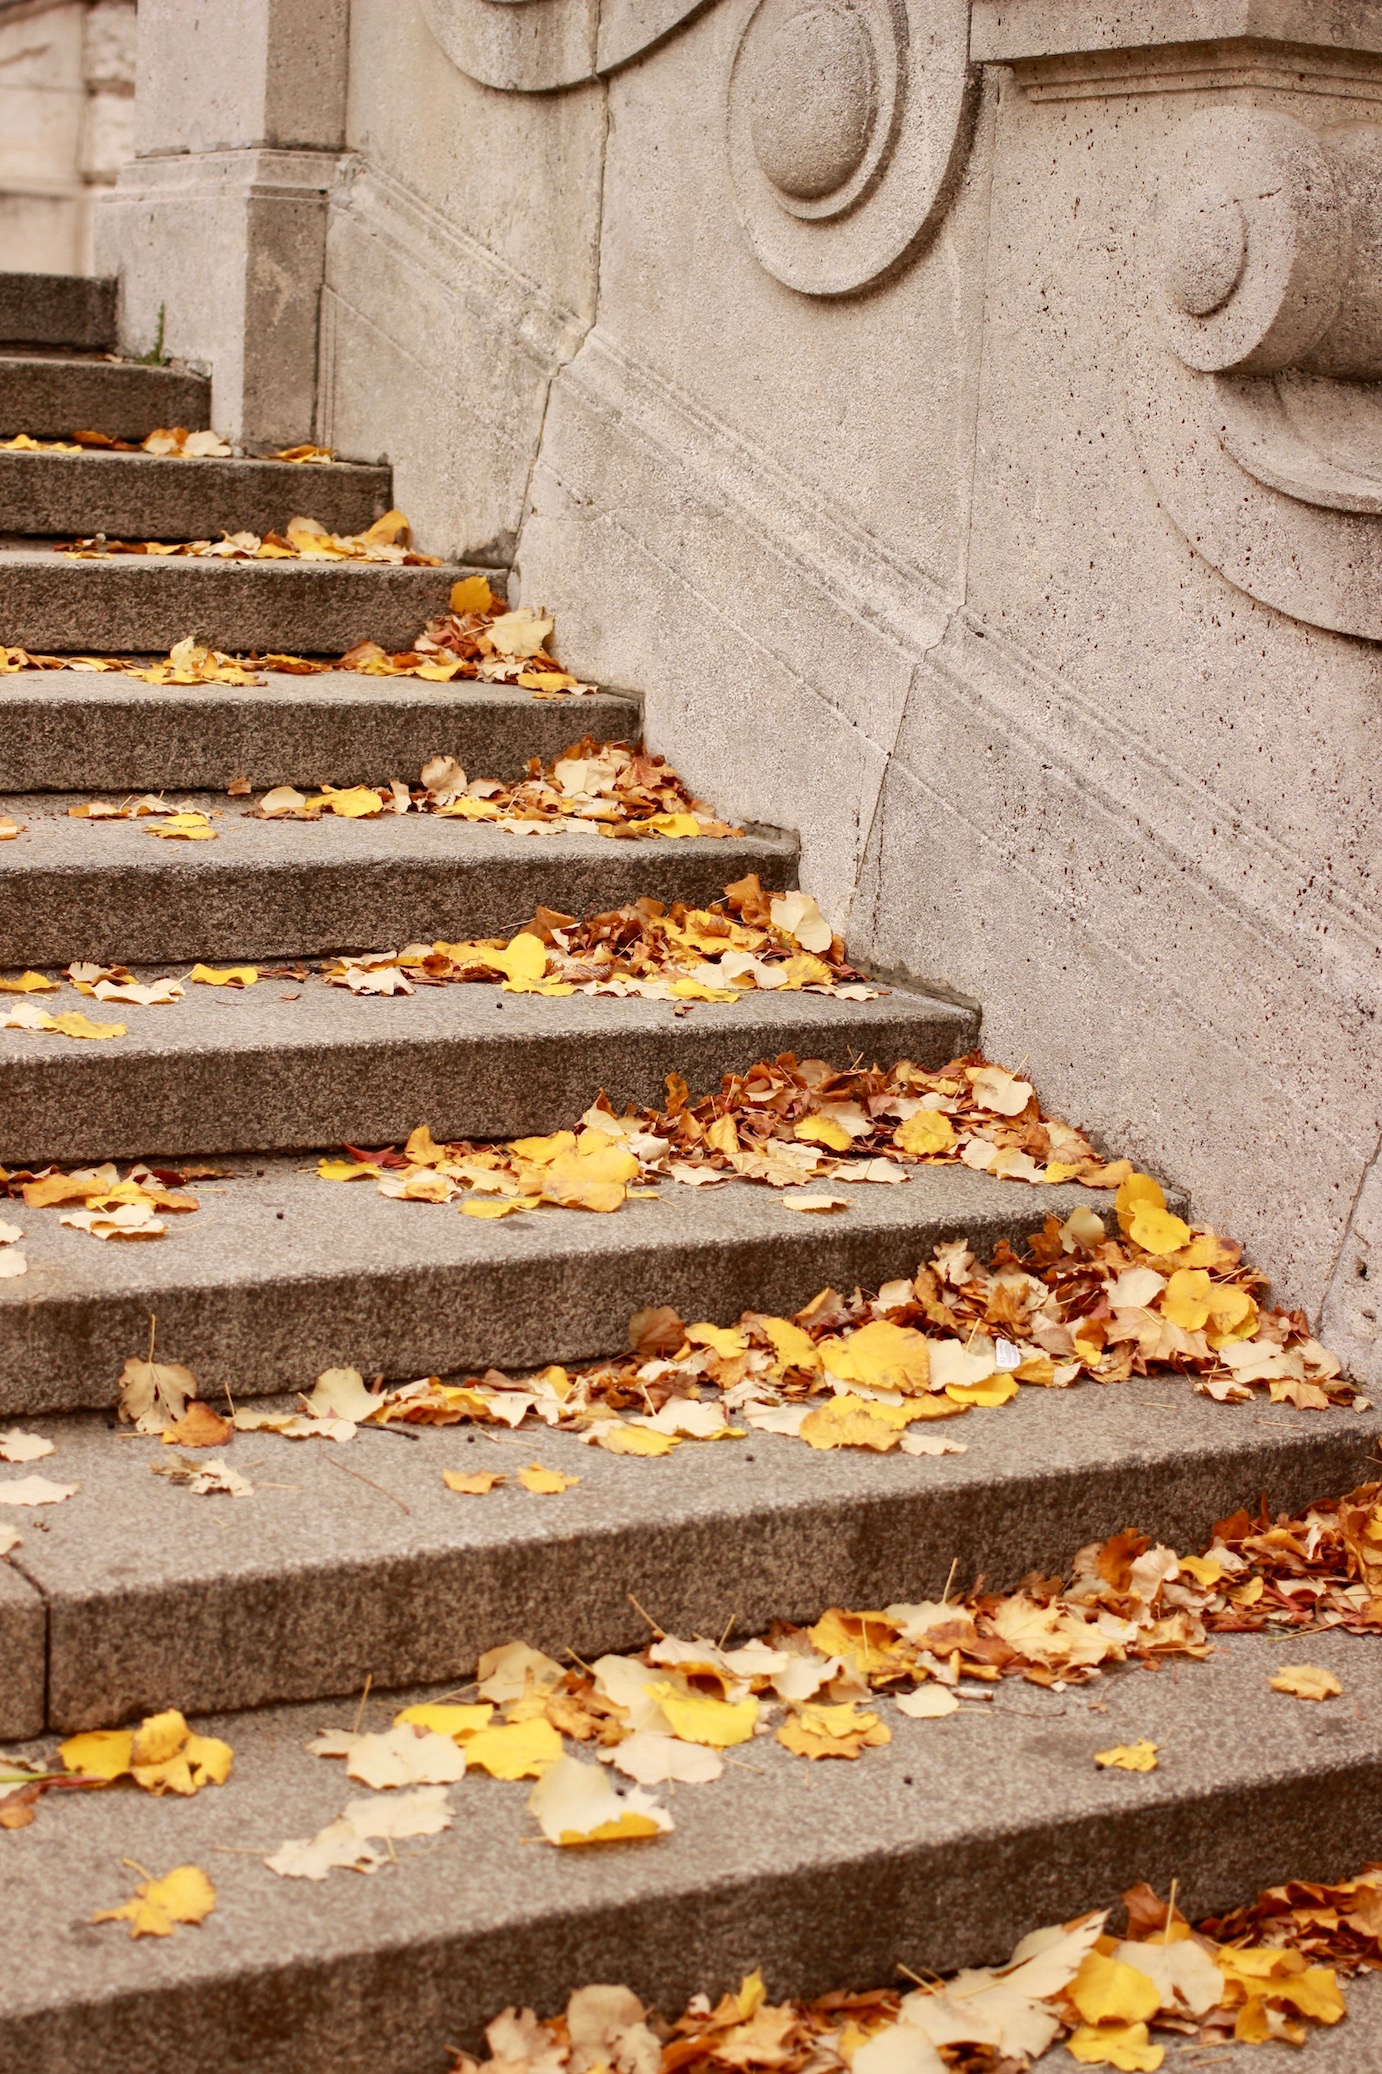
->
[971,2,1382,63]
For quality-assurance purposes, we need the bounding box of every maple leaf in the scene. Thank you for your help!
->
[1270,1664,1343,1701]
[117,1353,198,1433]
[1095,1740,1159,1772]
[443,1469,505,1495]
[94,1864,216,1939]
[776,1702,891,1759]
[518,1463,579,1492]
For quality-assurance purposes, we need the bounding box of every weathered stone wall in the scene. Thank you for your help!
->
[0,0,135,275]
[98,0,1382,1377]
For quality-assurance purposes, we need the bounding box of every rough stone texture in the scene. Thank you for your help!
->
[0,796,797,965]
[0,1556,45,1739]
[0,449,393,541]
[0,1164,1111,1414]
[0,352,210,441]
[0,272,117,351]
[0,671,637,792]
[0,975,969,1162]
[0,550,472,654]
[146,0,1376,1385]
[3,1630,1382,2072]
[7,1378,1375,1728]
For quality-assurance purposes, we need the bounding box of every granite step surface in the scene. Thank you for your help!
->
[0,352,209,441]
[2,1625,1380,2074]
[0,669,640,792]
[1,1375,1375,1736]
[0,1163,1089,1418]
[0,798,794,966]
[0,546,471,654]
[0,447,395,541]
[0,271,117,351]
[0,976,964,1162]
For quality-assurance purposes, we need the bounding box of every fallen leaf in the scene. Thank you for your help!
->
[118,1355,198,1433]
[528,1753,671,1844]
[1095,1740,1159,1773]
[161,1401,232,1448]
[601,1732,725,1785]
[0,1474,77,1507]
[150,1454,253,1497]
[443,1468,506,1495]
[896,1685,960,1719]
[464,1718,564,1780]
[0,1428,54,1463]
[517,1463,579,1493]
[1270,1664,1343,1702]
[777,1703,891,1760]
[189,964,258,987]
[93,1864,216,1939]
[782,1192,850,1213]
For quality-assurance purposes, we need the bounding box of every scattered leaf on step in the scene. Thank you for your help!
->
[146,812,217,840]
[465,1718,564,1780]
[118,1355,198,1433]
[0,1001,125,1039]
[94,1863,216,1939]
[151,1454,253,1497]
[1270,1664,1343,1701]
[61,1708,232,1794]
[600,1731,725,1785]
[0,1474,77,1507]
[896,1685,960,1719]
[189,964,258,987]
[1064,2021,1163,2069]
[1095,1740,1159,1773]
[0,971,56,993]
[777,1703,891,1760]
[781,1192,849,1212]
[62,1202,166,1239]
[161,1400,233,1448]
[517,1463,578,1493]
[0,1428,53,1463]
[395,1704,494,1741]
[315,1723,468,1790]
[443,1469,506,1494]
[528,1753,671,1845]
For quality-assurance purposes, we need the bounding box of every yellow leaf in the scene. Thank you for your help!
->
[944,1373,1019,1409]
[799,1395,911,1451]
[1065,2022,1163,2070]
[59,1729,133,1782]
[540,1141,638,1213]
[442,1469,506,1494]
[759,1316,822,1373]
[1070,1952,1163,2026]
[94,1864,216,1940]
[1270,1663,1343,1702]
[464,1717,563,1780]
[461,1195,539,1219]
[1095,1740,1159,1772]
[819,1319,932,1396]
[147,812,217,840]
[649,1684,759,1748]
[0,971,58,994]
[588,1422,680,1457]
[1160,1268,1212,1331]
[517,1463,578,1493]
[776,1703,891,1760]
[645,813,701,838]
[450,574,494,615]
[317,1158,380,1181]
[131,1709,190,1767]
[189,964,258,987]
[45,1011,126,1040]
[706,1114,739,1157]
[795,1115,852,1152]
[782,1192,849,1213]
[1129,1202,1192,1254]
[310,785,381,818]
[1205,1283,1258,1348]
[1115,1171,1165,1235]
[395,1703,494,1740]
[896,1110,957,1156]
[687,1322,746,1359]
[508,1129,576,1165]
[528,1752,671,1845]
[1176,1554,1224,1589]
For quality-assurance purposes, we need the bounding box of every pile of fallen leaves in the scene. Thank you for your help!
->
[55,508,437,565]
[1,428,332,461]
[0,1156,206,1245]
[0,580,595,693]
[445,1867,1376,2074]
[251,736,742,841]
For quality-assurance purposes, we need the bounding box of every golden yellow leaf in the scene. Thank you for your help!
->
[687,1321,746,1359]
[189,964,258,987]
[517,1463,578,1493]
[1270,1664,1343,1702]
[59,1729,134,1781]
[442,1469,506,1495]
[587,1422,680,1457]
[819,1319,932,1396]
[1064,2022,1163,2070]
[317,1157,380,1181]
[795,1115,853,1152]
[944,1373,1019,1409]
[461,1195,540,1218]
[450,574,494,614]
[540,1140,639,1213]
[147,813,217,840]
[1070,1952,1163,2026]
[650,1684,759,1748]
[1160,1268,1212,1331]
[896,1110,957,1156]
[94,1863,216,1939]
[528,1753,671,1845]
[0,971,57,994]
[759,1316,821,1373]
[1116,1173,1190,1255]
[776,1703,891,1760]
[464,1717,564,1780]
[309,785,381,818]
[1095,1740,1159,1772]
[395,1703,494,1740]
[799,1395,910,1451]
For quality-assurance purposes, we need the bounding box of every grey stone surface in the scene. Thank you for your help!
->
[0,1163,1093,1416]
[3,1629,1382,2072]
[0,670,638,791]
[0,549,473,656]
[971,2,1382,61]
[0,273,117,351]
[0,1555,45,1738]
[0,795,797,967]
[0,973,968,1162]
[6,1376,1376,1730]
[0,353,210,441]
[0,449,394,541]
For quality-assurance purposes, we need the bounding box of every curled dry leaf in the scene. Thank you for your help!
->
[267,1784,453,1881]
[151,1453,253,1498]
[60,1708,233,1795]
[117,1354,198,1434]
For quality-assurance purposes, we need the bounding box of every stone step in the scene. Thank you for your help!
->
[0,669,642,792]
[0,799,795,967]
[0,978,960,1163]
[0,272,117,351]
[2,1377,1373,1738]
[2,1161,1066,1420]
[0,447,395,541]
[0,547,469,654]
[0,351,209,440]
[2,1624,1379,2073]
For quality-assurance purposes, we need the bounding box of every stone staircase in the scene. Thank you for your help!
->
[2,276,1380,2074]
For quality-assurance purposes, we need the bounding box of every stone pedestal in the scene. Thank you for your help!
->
[94,0,348,444]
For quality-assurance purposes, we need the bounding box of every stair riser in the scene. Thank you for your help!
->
[26,1419,1381,1733]
[0,451,394,541]
[0,274,117,351]
[5,1731,1382,2074]
[0,682,642,791]
[0,358,209,440]
[0,558,465,655]
[0,837,793,968]
[0,995,958,1163]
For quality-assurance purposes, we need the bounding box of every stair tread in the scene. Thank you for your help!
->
[0,354,210,440]
[0,669,643,790]
[0,547,469,654]
[7,1375,1376,1732]
[0,273,116,351]
[0,799,796,968]
[2,1625,1377,2073]
[0,446,394,540]
[0,1160,1092,1416]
